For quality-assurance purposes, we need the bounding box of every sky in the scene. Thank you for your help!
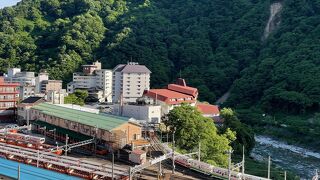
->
[0,0,21,9]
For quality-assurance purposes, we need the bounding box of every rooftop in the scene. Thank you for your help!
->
[147,89,194,99]
[114,63,151,73]
[32,103,137,131]
[144,89,196,105]
[20,97,44,104]
[168,84,198,97]
[197,103,220,115]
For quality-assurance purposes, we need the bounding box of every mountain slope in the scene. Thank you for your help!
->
[228,0,320,114]
[0,0,319,114]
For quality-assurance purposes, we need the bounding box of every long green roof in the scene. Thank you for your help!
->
[32,103,131,131]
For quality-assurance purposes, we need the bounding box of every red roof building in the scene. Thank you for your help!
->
[0,77,20,122]
[143,78,198,114]
[196,103,224,124]
[197,103,220,116]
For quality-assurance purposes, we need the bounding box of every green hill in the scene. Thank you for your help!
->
[0,0,319,115]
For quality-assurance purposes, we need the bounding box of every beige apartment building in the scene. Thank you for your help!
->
[41,80,62,93]
[67,61,113,102]
[112,62,151,103]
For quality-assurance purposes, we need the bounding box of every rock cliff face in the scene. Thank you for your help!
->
[262,2,283,40]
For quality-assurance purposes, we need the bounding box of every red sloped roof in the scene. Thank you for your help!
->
[143,89,196,105]
[197,104,220,115]
[168,84,198,97]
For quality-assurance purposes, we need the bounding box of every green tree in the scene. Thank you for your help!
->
[220,108,255,155]
[164,104,235,167]
[64,89,88,106]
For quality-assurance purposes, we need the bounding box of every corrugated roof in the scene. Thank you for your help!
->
[32,103,132,131]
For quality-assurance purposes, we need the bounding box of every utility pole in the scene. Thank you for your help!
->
[172,127,176,174]
[129,167,132,180]
[242,146,245,176]
[284,171,286,180]
[198,141,201,161]
[36,150,39,167]
[112,152,114,180]
[159,161,162,178]
[267,156,271,179]
[227,149,233,180]
[65,134,69,156]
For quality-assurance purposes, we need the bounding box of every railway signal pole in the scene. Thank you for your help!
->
[198,135,201,161]
[65,134,69,156]
[267,156,271,179]
[242,146,245,175]
[284,171,286,180]
[226,149,233,180]
[112,152,114,180]
[172,127,176,175]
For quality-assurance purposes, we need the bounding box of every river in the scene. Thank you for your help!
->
[251,135,320,179]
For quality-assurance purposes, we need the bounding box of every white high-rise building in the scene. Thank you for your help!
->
[112,62,151,103]
[5,68,36,86]
[5,68,36,100]
[35,71,49,94]
[67,61,113,102]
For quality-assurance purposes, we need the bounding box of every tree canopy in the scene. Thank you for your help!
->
[64,89,88,106]
[163,104,236,167]
[0,0,319,120]
[220,108,255,155]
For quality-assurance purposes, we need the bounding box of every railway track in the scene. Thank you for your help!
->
[149,137,218,179]
[0,142,129,179]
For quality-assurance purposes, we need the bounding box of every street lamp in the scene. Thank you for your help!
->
[39,126,46,136]
[49,128,56,141]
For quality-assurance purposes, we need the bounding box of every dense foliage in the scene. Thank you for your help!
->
[227,0,320,114]
[64,89,88,105]
[219,108,255,155]
[163,104,236,167]
[0,0,269,102]
[1,0,320,140]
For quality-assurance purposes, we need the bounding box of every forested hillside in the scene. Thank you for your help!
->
[0,0,319,114]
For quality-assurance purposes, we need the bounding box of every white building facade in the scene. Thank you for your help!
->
[67,61,113,102]
[5,68,36,100]
[112,62,151,103]
[109,104,161,124]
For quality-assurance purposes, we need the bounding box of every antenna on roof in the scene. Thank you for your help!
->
[179,69,182,78]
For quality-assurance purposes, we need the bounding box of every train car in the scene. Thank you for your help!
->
[174,155,192,167]
[29,135,45,144]
[189,159,214,175]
